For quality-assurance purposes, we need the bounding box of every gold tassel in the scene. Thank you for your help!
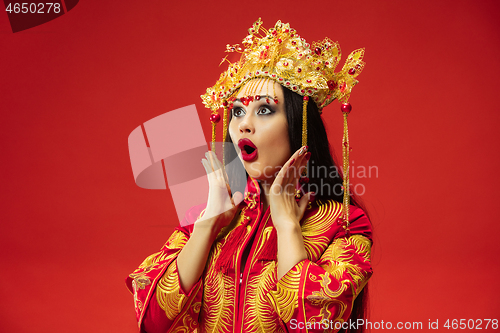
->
[302,97,308,147]
[222,105,228,167]
[301,97,309,176]
[211,120,216,152]
[341,102,352,236]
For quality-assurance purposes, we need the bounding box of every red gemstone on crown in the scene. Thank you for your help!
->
[297,68,302,73]
[349,68,356,75]
[327,80,337,90]
[315,47,321,55]
[341,103,352,113]
[255,95,261,100]
[210,113,221,123]
[303,96,309,101]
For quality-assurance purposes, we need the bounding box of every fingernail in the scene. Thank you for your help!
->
[290,158,295,165]
[305,152,311,160]
[299,146,306,156]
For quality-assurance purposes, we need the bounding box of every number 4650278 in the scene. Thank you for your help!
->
[5,3,61,14]
[443,319,498,330]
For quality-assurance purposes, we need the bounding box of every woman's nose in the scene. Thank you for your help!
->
[238,115,255,134]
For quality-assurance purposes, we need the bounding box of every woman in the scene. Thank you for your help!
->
[127,19,372,333]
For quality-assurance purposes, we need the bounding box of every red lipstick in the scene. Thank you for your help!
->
[238,138,258,162]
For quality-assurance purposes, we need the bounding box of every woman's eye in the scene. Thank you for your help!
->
[258,106,273,115]
[232,107,245,117]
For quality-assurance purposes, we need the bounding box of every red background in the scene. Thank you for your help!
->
[1,0,499,332]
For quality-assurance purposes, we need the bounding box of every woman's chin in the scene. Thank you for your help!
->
[242,162,276,181]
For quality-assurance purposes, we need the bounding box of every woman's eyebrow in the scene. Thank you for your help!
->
[234,95,275,103]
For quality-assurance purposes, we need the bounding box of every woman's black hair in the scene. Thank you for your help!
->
[224,84,370,333]
[282,86,369,333]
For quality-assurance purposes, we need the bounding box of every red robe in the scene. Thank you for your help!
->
[126,176,373,332]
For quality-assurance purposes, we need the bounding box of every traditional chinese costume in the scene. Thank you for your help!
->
[126,176,372,332]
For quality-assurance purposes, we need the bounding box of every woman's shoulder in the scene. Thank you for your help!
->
[303,198,372,241]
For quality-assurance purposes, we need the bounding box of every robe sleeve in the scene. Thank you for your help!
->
[266,206,373,332]
[125,204,206,333]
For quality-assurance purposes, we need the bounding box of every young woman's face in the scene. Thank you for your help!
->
[229,79,291,181]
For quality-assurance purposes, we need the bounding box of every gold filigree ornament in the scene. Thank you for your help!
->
[201,18,366,236]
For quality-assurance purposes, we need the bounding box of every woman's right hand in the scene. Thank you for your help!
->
[198,150,243,235]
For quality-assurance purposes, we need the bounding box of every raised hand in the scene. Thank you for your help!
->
[198,150,243,233]
[269,146,313,232]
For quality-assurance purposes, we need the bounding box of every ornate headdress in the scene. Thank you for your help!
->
[201,18,365,236]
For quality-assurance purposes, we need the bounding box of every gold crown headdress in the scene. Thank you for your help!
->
[201,18,365,236]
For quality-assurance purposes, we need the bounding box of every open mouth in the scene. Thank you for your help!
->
[243,145,256,154]
[238,138,258,161]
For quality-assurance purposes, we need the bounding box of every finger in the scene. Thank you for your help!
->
[201,159,215,185]
[209,151,227,183]
[209,151,235,204]
[206,151,216,172]
[201,158,211,175]
[284,159,304,195]
[232,191,244,206]
[297,192,314,221]
[285,146,308,184]
[212,151,230,185]
[295,153,310,190]
[286,159,301,191]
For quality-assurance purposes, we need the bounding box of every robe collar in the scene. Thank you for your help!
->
[242,176,261,210]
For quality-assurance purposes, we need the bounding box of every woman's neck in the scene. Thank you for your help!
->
[259,180,272,212]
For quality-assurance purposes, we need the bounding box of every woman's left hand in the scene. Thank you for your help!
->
[269,146,313,232]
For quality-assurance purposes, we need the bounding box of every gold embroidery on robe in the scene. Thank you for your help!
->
[156,260,187,320]
[319,234,371,296]
[164,230,189,250]
[200,242,234,333]
[306,273,349,324]
[245,261,283,332]
[129,230,188,289]
[132,280,144,312]
[301,200,342,260]
[267,261,303,323]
